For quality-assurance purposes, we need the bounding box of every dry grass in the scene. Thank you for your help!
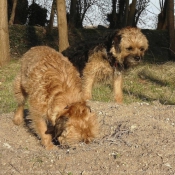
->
[1,60,175,114]
[92,62,175,105]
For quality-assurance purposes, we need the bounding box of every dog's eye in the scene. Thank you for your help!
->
[140,47,145,51]
[126,47,133,51]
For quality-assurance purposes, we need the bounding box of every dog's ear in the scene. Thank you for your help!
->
[113,32,121,45]
[112,31,121,53]
[104,30,121,52]
[54,116,69,138]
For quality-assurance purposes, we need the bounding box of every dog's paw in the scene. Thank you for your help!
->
[13,107,24,125]
[45,143,57,150]
[13,116,23,125]
[115,96,123,104]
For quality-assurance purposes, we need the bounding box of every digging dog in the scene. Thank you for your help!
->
[13,46,98,150]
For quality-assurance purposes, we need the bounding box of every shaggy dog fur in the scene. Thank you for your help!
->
[63,27,148,103]
[82,27,148,103]
[13,46,98,150]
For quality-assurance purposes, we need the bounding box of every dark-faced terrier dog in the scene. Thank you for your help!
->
[64,27,148,103]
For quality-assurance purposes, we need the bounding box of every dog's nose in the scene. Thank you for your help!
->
[134,56,141,61]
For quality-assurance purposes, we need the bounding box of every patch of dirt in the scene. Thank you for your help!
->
[0,101,175,174]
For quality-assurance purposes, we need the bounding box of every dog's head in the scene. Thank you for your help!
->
[47,101,98,146]
[109,27,148,69]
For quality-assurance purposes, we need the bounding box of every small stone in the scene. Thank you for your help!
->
[164,163,172,168]
[130,124,137,132]
[3,143,11,149]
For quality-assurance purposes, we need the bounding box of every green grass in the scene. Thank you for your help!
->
[92,62,175,105]
[92,84,113,102]
[0,59,20,114]
[123,62,175,104]
[1,59,175,114]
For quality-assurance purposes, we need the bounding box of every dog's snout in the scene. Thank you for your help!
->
[134,56,141,61]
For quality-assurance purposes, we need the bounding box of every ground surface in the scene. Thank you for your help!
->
[0,101,175,175]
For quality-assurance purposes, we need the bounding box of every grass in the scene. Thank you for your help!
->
[1,59,175,114]
[123,62,175,104]
[92,84,113,102]
[92,62,175,104]
[0,59,20,114]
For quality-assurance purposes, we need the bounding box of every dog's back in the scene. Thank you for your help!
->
[20,46,82,102]
[14,46,83,122]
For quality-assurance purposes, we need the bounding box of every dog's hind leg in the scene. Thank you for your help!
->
[82,64,96,100]
[13,74,26,125]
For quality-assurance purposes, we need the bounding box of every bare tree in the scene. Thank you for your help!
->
[69,0,77,28]
[9,0,18,25]
[111,0,117,28]
[76,0,96,28]
[107,0,149,28]
[167,0,175,60]
[107,0,124,29]
[47,0,56,34]
[0,0,10,66]
[157,0,168,30]
[67,0,98,28]
[127,0,137,26]
[123,0,129,27]
[56,0,69,52]
[134,0,150,27]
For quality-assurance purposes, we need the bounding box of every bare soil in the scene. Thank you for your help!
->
[0,101,175,175]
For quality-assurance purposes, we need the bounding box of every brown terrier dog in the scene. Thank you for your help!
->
[82,27,148,103]
[13,46,98,150]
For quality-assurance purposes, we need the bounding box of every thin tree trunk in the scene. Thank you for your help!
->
[111,0,117,28]
[47,0,56,34]
[123,0,129,27]
[0,0,10,67]
[69,0,77,28]
[56,0,69,52]
[168,0,175,60]
[162,0,168,30]
[157,0,168,30]
[9,0,18,25]
[127,0,136,26]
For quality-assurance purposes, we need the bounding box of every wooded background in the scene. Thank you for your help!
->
[0,0,175,66]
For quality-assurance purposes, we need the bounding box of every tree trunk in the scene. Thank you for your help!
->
[111,0,117,28]
[9,0,18,25]
[127,0,136,26]
[69,0,77,28]
[0,0,10,67]
[157,0,168,30]
[162,0,168,30]
[123,0,129,27]
[47,0,56,34]
[168,0,175,60]
[56,0,69,52]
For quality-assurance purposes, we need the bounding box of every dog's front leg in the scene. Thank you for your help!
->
[82,64,96,101]
[33,116,56,150]
[113,72,123,103]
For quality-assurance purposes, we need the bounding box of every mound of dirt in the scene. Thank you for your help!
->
[0,101,175,174]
